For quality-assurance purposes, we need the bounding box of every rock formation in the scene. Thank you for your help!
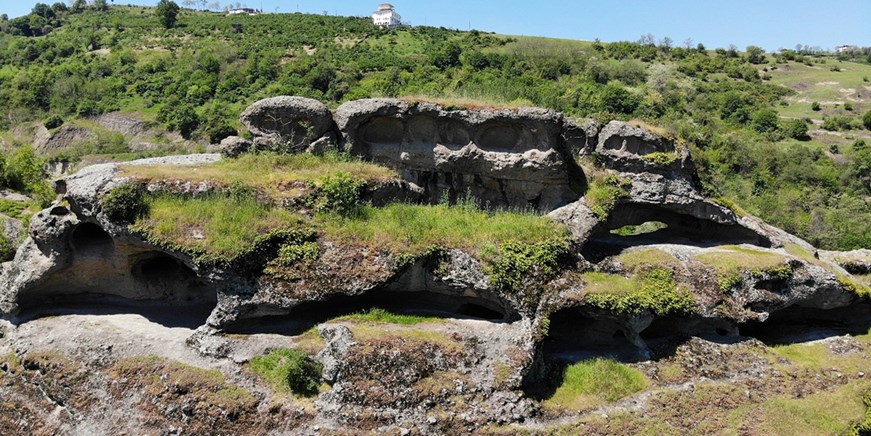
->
[1,97,868,433]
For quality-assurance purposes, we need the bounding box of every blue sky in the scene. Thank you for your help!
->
[3,0,870,51]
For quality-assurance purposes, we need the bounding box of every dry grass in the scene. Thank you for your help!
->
[401,94,535,111]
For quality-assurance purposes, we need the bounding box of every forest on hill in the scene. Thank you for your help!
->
[1,3,870,250]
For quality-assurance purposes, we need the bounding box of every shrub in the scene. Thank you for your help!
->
[782,118,809,140]
[599,84,639,114]
[101,184,147,222]
[750,108,780,133]
[0,225,14,262]
[864,110,871,130]
[43,114,63,129]
[249,348,322,396]
[489,237,571,295]
[315,171,365,217]
[585,173,631,220]
[155,0,179,29]
[844,102,853,111]
[811,101,821,111]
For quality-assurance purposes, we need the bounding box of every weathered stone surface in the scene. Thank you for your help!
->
[334,99,580,211]
[563,117,599,156]
[219,135,252,157]
[34,125,94,151]
[820,249,871,275]
[240,96,336,152]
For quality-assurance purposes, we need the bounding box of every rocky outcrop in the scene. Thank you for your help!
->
[240,96,338,153]
[34,125,95,151]
[334,98,582,211]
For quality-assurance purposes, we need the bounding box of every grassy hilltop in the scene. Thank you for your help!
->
[0,4,870,249]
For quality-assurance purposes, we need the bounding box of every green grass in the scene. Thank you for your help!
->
[616,248,681,272]
[316,201,569,259]
[132,193,304,261]
[333,307,440,325]
[120,152,397,201]
[249,348,323,397]
[543,358,648,411]
[581,268,697,316]
[584,173,631,220]
[767,60,871,121]
[610,221,668,237]
[695,245,790,291]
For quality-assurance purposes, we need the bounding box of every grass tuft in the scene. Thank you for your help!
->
[334,307,440,325]
[544,358,648,411]
[249,348,323,397]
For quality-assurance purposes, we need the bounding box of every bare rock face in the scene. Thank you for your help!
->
[820,249,871,274]
[335,99,581,211]
[219,135,252,158]
[562,117,599,157]
[240,96,338,152]
[34,125,95,152]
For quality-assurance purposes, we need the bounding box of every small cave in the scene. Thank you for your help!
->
[70,222,115,256]
[738,302,871,345]
[436,119,471,149]
[132,254,197,283]
[582,203,770,262]
[360,116,405,147]
[475,122,522,152]
[225,290,516,335]
[541,307,640,363]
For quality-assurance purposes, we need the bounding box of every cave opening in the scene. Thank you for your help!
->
[70,222,114,255]
[582,203,770,262]
[541,307,640,363]
[225,290,516,335]
[738,302,871,345]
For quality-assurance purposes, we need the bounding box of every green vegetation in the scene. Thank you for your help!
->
[489,238,572,295]
[0,145,54,207]
[616,248,681,272]
[131,193,304,266]
[544,358,648,411]
[155,0,179,29]
[610,221,668,237]
[313,171,366,217]
[100,183,147,222]
[850,391,871,436]
[582,268,697,316]
[695,246,790,291]
[334,307,440,325]
[249,348,322,397]
[120,152,395,202]
[585,173,630,220]
[318,201,569,259]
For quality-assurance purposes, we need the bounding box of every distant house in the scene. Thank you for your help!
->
[227,7,258,16]
[836,45,858,53]
[372,3,401,28]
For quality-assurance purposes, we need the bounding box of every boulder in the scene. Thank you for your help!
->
[240,96,336,152]
[219,136,252,158]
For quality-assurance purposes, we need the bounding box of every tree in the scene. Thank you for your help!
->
[750,108,779,133]
[863,110,871,130]
[71,0,86,12]
[93,0,108,11]
[599,84,639,114]
[782,119,809,140]
[32,3,55,19]
[156,0,180,29]
[746,45,766,64]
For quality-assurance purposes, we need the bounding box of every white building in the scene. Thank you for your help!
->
[227,8,258,16]
[372,3,401,28]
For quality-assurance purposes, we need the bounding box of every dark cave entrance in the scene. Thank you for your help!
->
[70,222,115,256]
[738,302,871,345]
[582,203,770,262]
[541,307,640,363]
[225,290,517,335]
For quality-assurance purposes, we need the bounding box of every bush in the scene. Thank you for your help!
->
[750,108,779,133]
[864,110,871,130]
[43,114,63,129]
[544,358,648,410]
[599,84,639,114]
[315,172,365,217]
[101,183,147,222]
[490,238,571,295]
[249,348,322,396]
[782,118,809,140]
[844,102,853,111]
[155,0,179,29]
[811,101,821,111]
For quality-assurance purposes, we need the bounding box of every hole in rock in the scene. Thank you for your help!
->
[226,290,516,335]
[133,254,197,283]
[456,303,504,320]
[583,203,770,262]
[542,307,639,363]
[70,222,114,255]
[738,302,871,345]
[475,122,521,152]
[361,117,405,146]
